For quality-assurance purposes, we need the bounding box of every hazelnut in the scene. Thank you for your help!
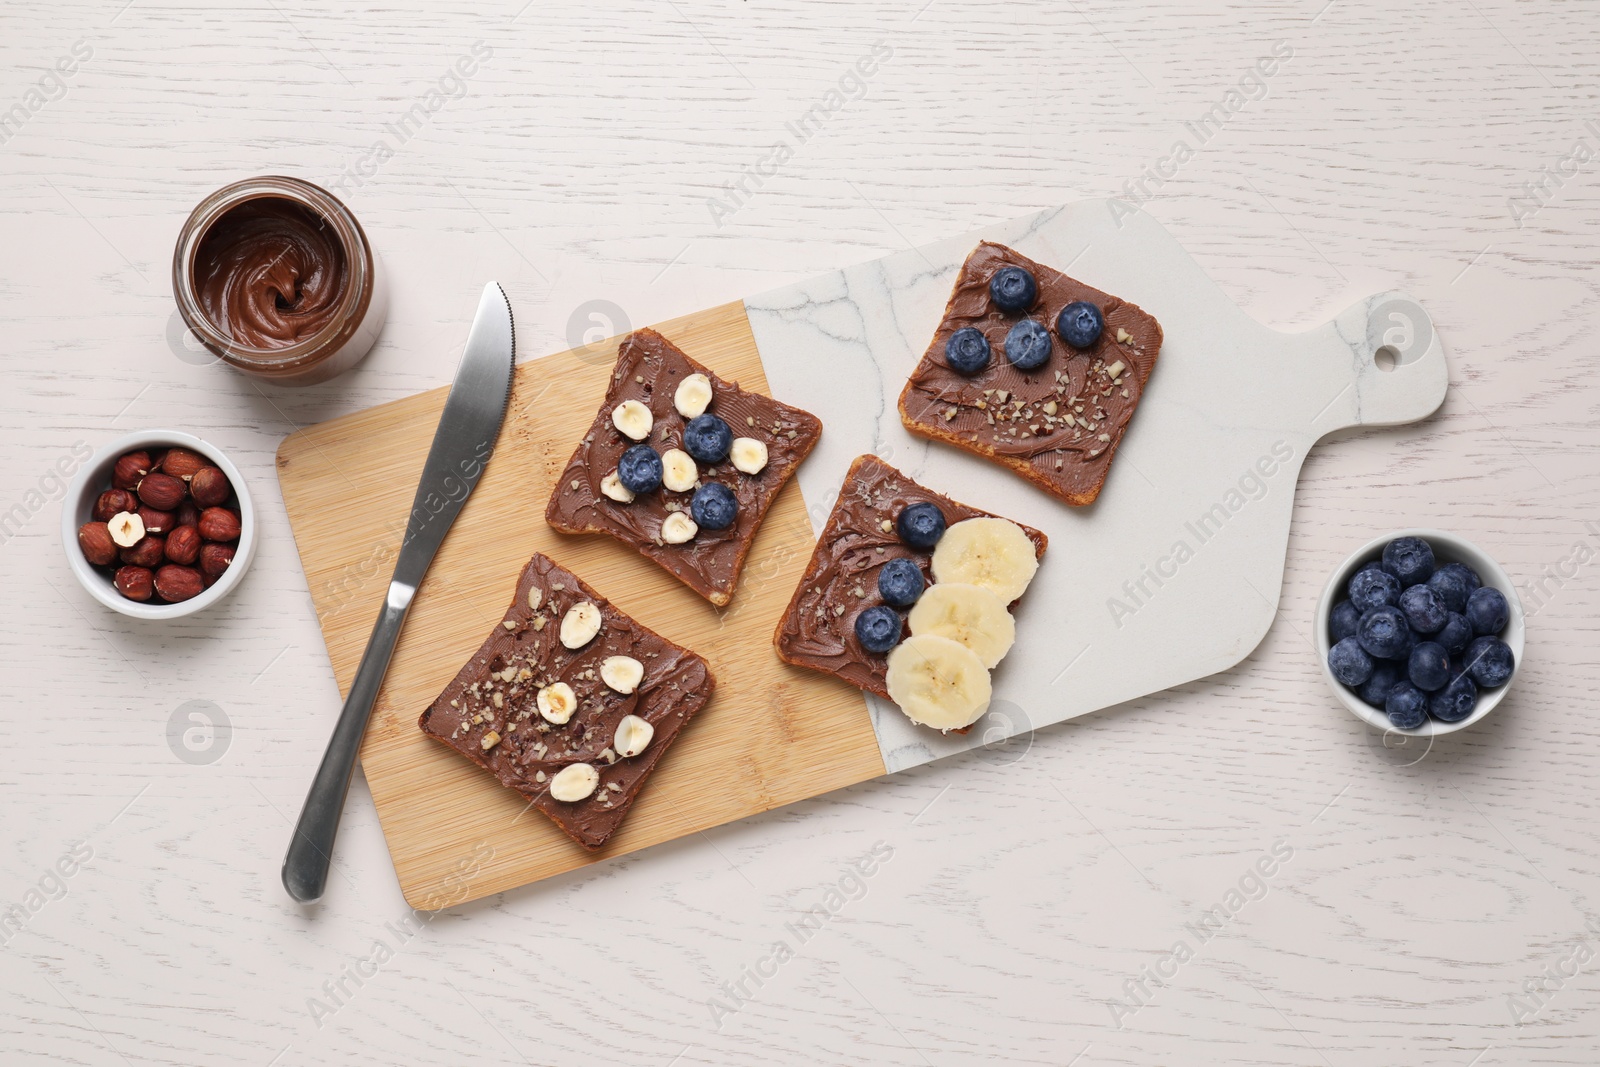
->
[120,535,165,568]
[199,542,235,579]
[107,511,145,548]
[114,566,155,601]
[92,489,137,523]
[174,501,200,528]
[137,472,187,511]
[137,505,176,535]
[78,522,117,566]
[160,448,207,481]
[198,507,241,542]
[189,467,231,508]
[165,525,201,565]
[154,564,204,603]
[111,451,152,490]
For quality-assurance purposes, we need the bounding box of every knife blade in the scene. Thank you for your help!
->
[282,282,515,904]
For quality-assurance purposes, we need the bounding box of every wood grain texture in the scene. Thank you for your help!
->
[4,0,1600,1064]
[278,301,883,907]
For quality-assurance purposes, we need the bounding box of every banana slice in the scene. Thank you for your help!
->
[674,373,713,419]
[930,517,1038,603]
[885,633,991,731]
[661,448,698,492]
[907,582,1015,668]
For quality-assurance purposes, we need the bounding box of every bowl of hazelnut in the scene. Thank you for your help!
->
[62,430,256,619]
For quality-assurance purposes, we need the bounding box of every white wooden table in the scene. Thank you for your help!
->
[4,1,1598,1063]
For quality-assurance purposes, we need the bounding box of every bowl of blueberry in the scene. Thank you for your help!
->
[1316,531,1522,735]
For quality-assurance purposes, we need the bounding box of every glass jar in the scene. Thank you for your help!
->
[172,176,387,386]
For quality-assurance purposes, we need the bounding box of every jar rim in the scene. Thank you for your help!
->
[171,176,375,374]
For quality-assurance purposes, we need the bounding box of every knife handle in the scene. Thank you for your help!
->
[282,580,415,903]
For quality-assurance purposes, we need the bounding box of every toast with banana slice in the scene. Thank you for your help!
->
[774,455,1046,732]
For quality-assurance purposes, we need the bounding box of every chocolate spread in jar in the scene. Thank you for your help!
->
[193,197,347,350]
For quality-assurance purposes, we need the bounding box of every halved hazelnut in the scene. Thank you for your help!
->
[107,511,145,548]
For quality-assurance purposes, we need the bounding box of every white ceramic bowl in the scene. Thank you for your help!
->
[1315,529,1523,736]
[62,430,257,619]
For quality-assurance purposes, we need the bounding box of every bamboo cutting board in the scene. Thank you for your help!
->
[279,202,1448,908]
[278,302,885,910]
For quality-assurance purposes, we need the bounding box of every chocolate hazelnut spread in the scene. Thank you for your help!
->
[899,242,1163,506]
[774,454,1046,700]
[193,196,347,350]
[545,329,822,606]
[419,553,715,850]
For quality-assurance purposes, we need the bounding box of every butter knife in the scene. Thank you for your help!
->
[282,282,516,904]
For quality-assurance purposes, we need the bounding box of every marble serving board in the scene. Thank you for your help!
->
[745,200,1448,773]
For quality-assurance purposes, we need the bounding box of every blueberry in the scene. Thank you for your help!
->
[877,558,925,608]
[1436,612,1472,656]
[1348,566,1401,612]
[1462,636,1515,688]
[944,327,991,375]
[1382,536,1435,586]
[689,482,738,530]
[1359,661,1403,709]
[1329,600,1362,643]
[989,266,1038,313]
[616,444,663,494]
[1408,641,1452,692]
[1328,636,1374,687]
[1386,682,1429,730]
[1056,301,1104,349]
[1004,319,1052,371]
[854,605,903,654]
[1427,563,1476,613]
[1428,674,1478,723]
[1398,584,1447,634]
[1357,605,1413,660]
[1440,561,1480,596]
[682,414,733,465]
[896,502,946,550]
[1465,586,1509,635]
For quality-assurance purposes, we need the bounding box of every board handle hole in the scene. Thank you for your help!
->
[1374,345,1400,372]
